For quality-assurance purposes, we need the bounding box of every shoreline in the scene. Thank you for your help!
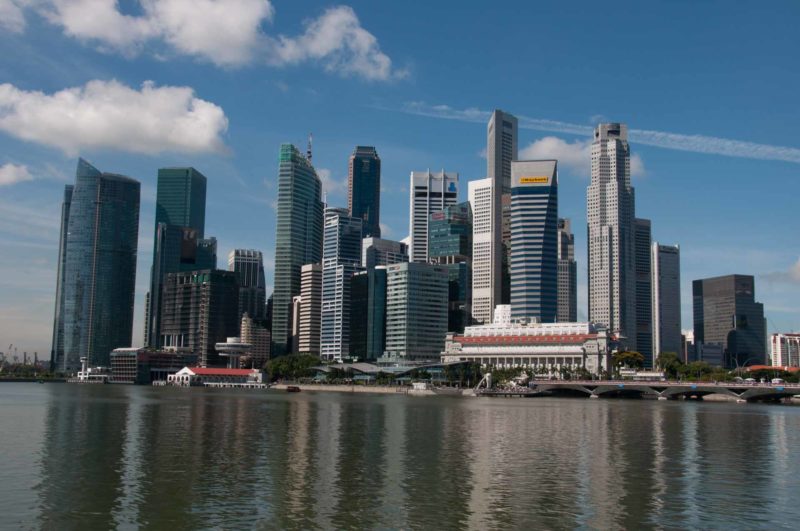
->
[270,383,471,396]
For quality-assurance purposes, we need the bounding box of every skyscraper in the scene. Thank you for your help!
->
[361,237,408,269]
[557,218,577,323]
[145,167,211,348]
[349,267,388,361]
[320,207,363,361]
[634,218,653,364]
[348,146,381,238]
[469,178,496,325]
[50,184,73,371]
[429,201,472,333]
[409,170,459,263]
[487,110,518,306]
[54,159,140,371]
[298,263,323,355]
[272,144,324,356]
[240,313,270,369]
[510,160,558,323]
[384,262,449,361]
[693,274,766,368]
[587,123,637,350]
[228,249,267,321]
[652,243,681,361]
[160,269,239,367]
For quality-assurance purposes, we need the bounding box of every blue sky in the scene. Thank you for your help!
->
[0,0,798,358]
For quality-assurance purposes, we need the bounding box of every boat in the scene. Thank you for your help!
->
[286,385,301,393]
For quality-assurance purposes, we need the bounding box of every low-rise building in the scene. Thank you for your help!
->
[441,305,612,375]
[109,348,198,384]
[167,367,264,386]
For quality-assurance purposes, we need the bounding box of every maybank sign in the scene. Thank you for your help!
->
[520,176,549,184]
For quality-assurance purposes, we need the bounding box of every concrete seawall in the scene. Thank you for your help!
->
[271,383,472,396]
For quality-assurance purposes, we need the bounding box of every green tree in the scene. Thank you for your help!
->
[656,351,684,379]
[613,351,645,370]
[265,354,321,382]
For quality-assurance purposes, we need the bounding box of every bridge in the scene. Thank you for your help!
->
[475,380,800,403]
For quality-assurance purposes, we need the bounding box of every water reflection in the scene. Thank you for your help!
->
[2,385,797,529]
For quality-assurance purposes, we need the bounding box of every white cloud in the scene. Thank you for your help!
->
[0,0,26,33]
[398,102,800,164]
[763,258,800,285]
[10,1,400,78]
[520,136,645,178]
[379,222,391,236]
[0,79,229,155]
[317,168,347,198]
[0,163,33,186]
[267,6,404,81]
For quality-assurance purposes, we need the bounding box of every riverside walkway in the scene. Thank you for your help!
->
[476,380,800,402]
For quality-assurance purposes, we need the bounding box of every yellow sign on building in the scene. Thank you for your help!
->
[519,176,549,184]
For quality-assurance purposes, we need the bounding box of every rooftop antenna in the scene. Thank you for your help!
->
[306,133,313,163]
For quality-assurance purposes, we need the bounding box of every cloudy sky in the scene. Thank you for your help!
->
[0,0,798,358]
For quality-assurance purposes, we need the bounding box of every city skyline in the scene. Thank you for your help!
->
[1,1,799,356]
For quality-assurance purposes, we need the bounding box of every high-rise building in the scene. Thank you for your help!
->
[693,274,766,368]
[771,333,800,368]
[348,146,381,238]
[487,110,518,306]
[50,184,73,372]
[240,313,270,369]
[145,167,211,348]
[556,218,577,322]
[228,249,267,322]
[652,243,682,362]
[469,178,497,325]
[361,237,408,269]
[681,329,696,363]
[298,263,323,355]
[409,170,459,263]
[429,201,472,333]
[272,144,324,356]
[384,262,449,361]
[349,267,388,361]
[53,159,140,371]
[510,160,558,323]
[634,218,653,364]
[587,123,637,350]
[290,295,302,354]
[320,207,363,361]
[160,269,239,367]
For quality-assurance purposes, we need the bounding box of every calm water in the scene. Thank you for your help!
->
[1,384,799,530]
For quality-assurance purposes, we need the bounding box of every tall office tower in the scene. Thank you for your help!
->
[510,160,558,323]
[408,170,459,263]
[693,274,766,368]
[160,269,239,367]
[320,207,363,361]
[298,263,323,355]
[587,123,637,350]
[348,146,381,238]
[429,202,472,333]
[487,110,518,305]
[240,313,270,369]
[634,218,653,364]
[556,218,577,322]
[349,267,388,361]
[469,178,496,325]
[652,243,681,362]
[681,330,696,363]
[145,167,210,348]
[361,237,408,269]
[771,333,800,367]
[384,262,449,361]
[272,144,324,356]
[50,185,73,372]
[228,249,267,321]
[53,159,140,371]
[290,295,302,353]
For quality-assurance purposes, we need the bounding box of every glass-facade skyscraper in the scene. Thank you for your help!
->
[145,167,212,347]
[429,201,472,333]
[50,185,73,371]
[348,146,381,238]
[272,144,324,356]
[53,158,140,371]
[228,249,267,322]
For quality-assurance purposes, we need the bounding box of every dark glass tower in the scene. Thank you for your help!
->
[429,201,472,333]
[228,249,267,321]
[634,218,653,364]
[49,185,73,372]
[272,144,324,357]
[350,267,388,361]
[55,158,140,371]
[348,146,381,238]
[145,167,212,347]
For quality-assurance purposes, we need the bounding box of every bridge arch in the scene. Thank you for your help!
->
[592,384,659,399]
[661,385,741,400]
